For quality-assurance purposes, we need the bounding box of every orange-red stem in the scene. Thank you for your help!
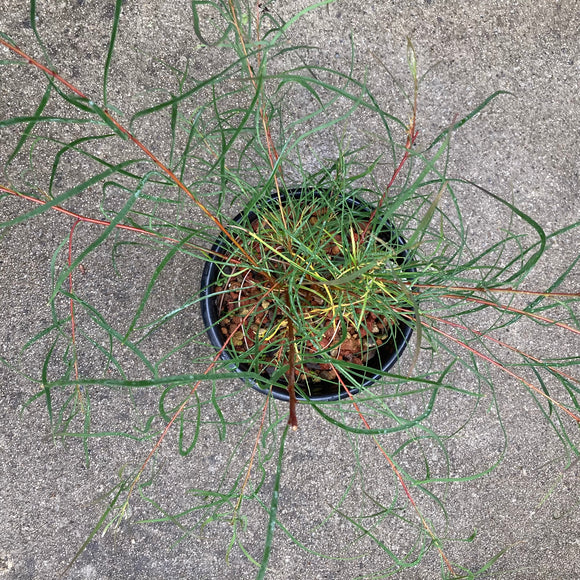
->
[0,37,259,270]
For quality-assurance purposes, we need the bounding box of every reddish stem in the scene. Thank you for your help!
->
[125,283,279,502]
[329,364,456,576]
[410,283,580,298]
[232,386,272,521]
[0,38,260,270]
[418,319,580,423]
[361,129,419,240]
[0,38,90,100]
[284,292,298,430]
[439,293,580,337]
[0,184,229,261]
[418,310,580,387]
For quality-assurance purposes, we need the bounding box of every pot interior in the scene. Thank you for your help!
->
[200,188,414,402]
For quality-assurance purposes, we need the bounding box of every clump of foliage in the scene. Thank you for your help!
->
[1,1,579,578]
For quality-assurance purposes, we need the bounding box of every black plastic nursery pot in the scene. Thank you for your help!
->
[200,188,414,402]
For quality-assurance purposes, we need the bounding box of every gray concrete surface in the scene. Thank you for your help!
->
[1,1,580,579]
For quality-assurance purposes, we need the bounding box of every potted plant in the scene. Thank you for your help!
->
[1,1,579,578]
[199,185,416,408]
